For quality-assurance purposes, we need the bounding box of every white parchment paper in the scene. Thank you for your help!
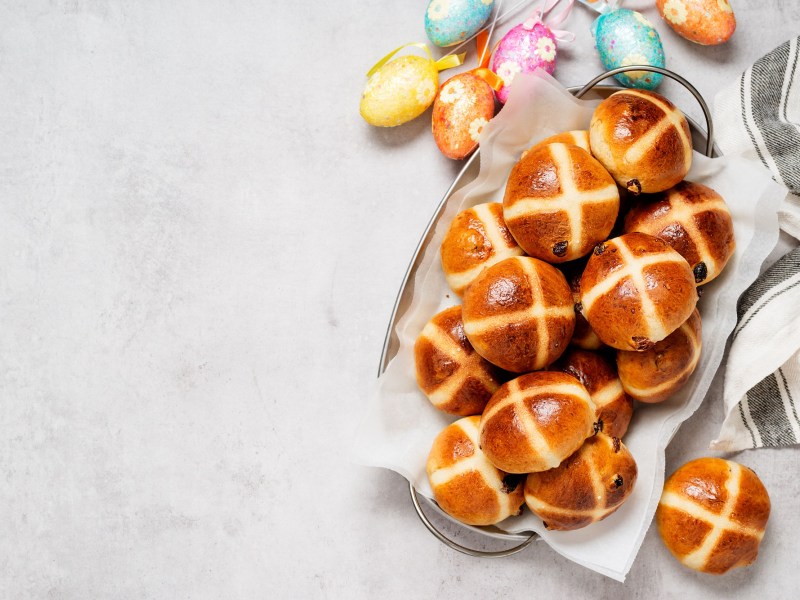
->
[353,71,785,581]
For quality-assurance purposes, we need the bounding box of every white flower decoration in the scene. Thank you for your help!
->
[620,53,651,82]
[469,117,488,142]
[481,0,493,5]
[495,60,522,86]
[535,37,557,62]
[663,0,688,25]
[363,71,381,96]
[427,0,450,21]
[717,0,733,14]
[415,78,436,106]
[633,11,654,28]
[439,79,466,104]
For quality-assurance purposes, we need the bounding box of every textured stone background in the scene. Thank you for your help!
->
[1,1,798,598]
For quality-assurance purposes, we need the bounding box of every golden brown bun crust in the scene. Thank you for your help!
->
[590,89,692,194]
[579,232,697,350]
[440,202,523,296]
[503,143,620,262]
[478,371,596,474]
[624,181,735,285]
[524,433,637,530]
[656,458,771,574]
[426,416,525,526]
[414,306,505,416]
[553,348,634,438]
[617,308,702,403]
[462,256,575,373]
[522,130,591,157]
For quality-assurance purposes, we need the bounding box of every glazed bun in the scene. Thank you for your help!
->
[624,181,735,285]
[617,308,702,403]
[414,306,505,416]
[657,458,771,574]
[440,202,524,296]
[590,89,692,194]
[479,371,596,474]
[503,142,620,262]
[524,433,637,531]
[580,232,697,351]
[522,130,590,158]
[554,348,634,438]
[427,416,525,526]
[462,256,575,373]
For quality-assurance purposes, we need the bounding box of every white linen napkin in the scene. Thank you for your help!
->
[710,37,800,451]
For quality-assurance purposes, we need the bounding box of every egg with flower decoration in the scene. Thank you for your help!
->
[593,9,666,90]
[490,21,559,104]
[432,72,496,159]
[425,0,495,47]
[656,0,735,45]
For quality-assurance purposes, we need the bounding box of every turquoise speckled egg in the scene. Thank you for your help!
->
[425,0,494,48]
[593,9,665,90]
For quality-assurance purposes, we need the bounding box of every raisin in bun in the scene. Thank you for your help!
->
[478,371,596,474]
[590,89,692,194]
[414,306,505,416]
[566,267,604,351]
[427,416,525,526]
[580,232,697,351]
[554,348,634,438]
[524,433,637,530]
[462,256,575,373]
[624,181,735,285]
[503,142,619,263]
[617,308,702,404]
[440,202,524,296]
[657,458,770,574]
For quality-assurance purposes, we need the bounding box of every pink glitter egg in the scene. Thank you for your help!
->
[490,22,558,104]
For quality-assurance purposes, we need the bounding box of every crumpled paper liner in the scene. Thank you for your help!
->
[353,71,784,581]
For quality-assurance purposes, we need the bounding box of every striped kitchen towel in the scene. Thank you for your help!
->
[711,37,800,451]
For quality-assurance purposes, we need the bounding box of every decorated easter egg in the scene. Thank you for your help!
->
[425,0,495,48]
[491,22,558,104]
[432,72,495,160]
[360,55,438,127]
[593,9,665,90]
[657,0,735,45]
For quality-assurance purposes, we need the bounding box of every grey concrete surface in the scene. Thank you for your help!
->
[0,1,798,598]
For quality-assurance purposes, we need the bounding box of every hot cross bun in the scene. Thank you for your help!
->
[427,416,525,526]
[414,305,505,416]
[524,432,637,531]
[590,89,692,194]
[579,232,697,351]
[503,142,620,263]
[522,130,591,158]
[554,348,634,438]
[624,181,735,285]
[440,202,524,296]
[657,458,771,574]
[617,308,702,403]
[462,256,575,373]
[478,371,596,474]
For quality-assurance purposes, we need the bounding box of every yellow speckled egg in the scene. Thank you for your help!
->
[657,0,736,45]
[432,72,495,160]
[360,55,439,127]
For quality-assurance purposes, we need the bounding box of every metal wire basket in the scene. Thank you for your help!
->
[378,66,719,558]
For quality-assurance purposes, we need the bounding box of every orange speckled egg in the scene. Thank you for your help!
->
[657,0,736,46]
[432,72,495,160]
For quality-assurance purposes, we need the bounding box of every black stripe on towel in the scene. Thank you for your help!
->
[737,247,800,321]
[778,367,800,432]
[747,373,797,446]
[751,40,800,194]
[783,39,798,125]
[740,73,769,171]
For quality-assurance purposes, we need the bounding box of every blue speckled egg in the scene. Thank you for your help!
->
[593,9,665,90]
[425,0,494,48]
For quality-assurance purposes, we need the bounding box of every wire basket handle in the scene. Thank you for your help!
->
[574,65,715,157]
